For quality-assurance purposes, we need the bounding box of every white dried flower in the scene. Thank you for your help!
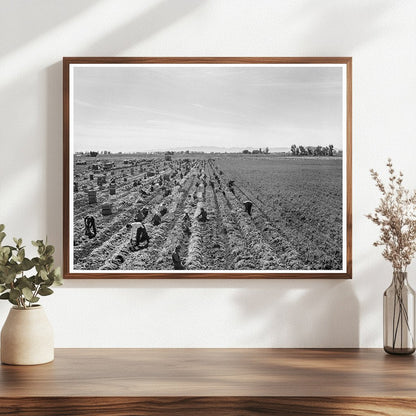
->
[367,159,416,272]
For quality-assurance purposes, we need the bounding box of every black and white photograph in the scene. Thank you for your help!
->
[64,58,352,278]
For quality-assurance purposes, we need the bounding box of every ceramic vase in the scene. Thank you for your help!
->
[1,305,54,365]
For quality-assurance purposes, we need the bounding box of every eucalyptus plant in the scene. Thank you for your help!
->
[0,224,62,309]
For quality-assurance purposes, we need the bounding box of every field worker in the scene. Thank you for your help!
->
[151,212,162,226]
[243,200,253,216]
[160,202,168,217]
[142,206,149,219]
[182,212,191,235]
[126,221,149,249]
[84,216,97,239]
[197,207,208,222]
[172,245,185,270]
[134,209,145,222]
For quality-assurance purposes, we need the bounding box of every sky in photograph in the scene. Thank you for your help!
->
[73,64,344,153]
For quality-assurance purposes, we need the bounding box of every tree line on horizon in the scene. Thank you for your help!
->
[290,144,338,157]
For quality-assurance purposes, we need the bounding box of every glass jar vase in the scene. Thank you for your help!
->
[384,271,415,355]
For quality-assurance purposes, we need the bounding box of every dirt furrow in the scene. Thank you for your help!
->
[99,173,197,271]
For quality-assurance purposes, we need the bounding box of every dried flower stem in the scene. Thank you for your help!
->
[366,159,416,272]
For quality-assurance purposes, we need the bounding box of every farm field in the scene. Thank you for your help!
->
[72,154,343,272]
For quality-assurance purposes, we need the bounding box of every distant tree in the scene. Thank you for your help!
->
[307,146,314,156]
[265,147,269,154]
[328,144,334,156]
[299,145,307,156]
[290,144,297,156]
[259,148,262,154]
[295,146,300,156]
[252,149,260,154]
[89,151,99,157]
[242,149,251,154]
[314,146,323,156]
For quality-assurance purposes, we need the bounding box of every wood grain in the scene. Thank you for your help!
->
[1,397,416,416]
[63,57,353,279]
[1,349,415,415]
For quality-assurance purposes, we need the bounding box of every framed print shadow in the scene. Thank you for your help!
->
[63,57,352,279]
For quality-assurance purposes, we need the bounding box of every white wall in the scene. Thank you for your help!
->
[0,0,415,347]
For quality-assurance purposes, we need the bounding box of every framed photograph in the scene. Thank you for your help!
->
[63,57,352,279]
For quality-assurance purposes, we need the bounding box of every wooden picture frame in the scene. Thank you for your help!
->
[63,57,352,279]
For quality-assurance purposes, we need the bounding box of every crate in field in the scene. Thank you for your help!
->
[88,190,97,204]
[102,203,113,216]
[89,174,94,180]
[74,182,78,192]
[109,185,116,195]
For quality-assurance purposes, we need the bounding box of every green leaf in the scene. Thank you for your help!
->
[1,269,16,284]
[0,232,6,244]
[38,287,53,296]
[0,290,8,298]
[32,240,43,247]
[0,285,6,293]
[9,288,21,301]
[20,258,34,271]
[39,269,48,281]
[52,267,63,285]
[17,276,35,291]
[45,245,55,256]
[8,297,18,306]
[22,287,34,301]
[17,248,25,263]
[0,224,5,232]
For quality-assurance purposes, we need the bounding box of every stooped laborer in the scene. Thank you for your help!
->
[160,202,168,216]
[172,245,185,270]
[197,207,208,222]
[182,211,191,235]
[151,212,162,226]
[126,221,149,250]
[134,209,145,222]
[84,216,97,238]
[243,200,253,216]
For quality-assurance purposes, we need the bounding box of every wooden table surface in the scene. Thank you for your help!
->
[1,348,415,415]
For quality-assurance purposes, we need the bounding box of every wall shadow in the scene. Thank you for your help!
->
[82,0,205,55]
[0,0,101,57]
[289,0,392,52]
[232,279,359,347]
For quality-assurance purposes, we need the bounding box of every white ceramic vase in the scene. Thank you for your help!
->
[1,305,54,365]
